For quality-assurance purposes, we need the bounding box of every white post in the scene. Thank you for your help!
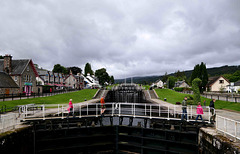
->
[26,105,28,117]
[174,105,175,118]
[168,106,170,120]
[150,105,152,119]
[132,104,133,114]
[43,105,45,120]
[87,103,88,115]
[159,104,161,117]
[208,107,211,123]
[112,103,114,116]
[134,103,135,117]
[119,103,121,116]
[96,104,98,117]
[145,104,146,116]
[58,104,60,116]
[73,104,74,115]
[79,105,81,118]
[62,105,63,119]
[187,106,189,122]
[191,106,193,119]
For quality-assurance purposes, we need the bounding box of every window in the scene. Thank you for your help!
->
[27,66,30,71]
[25,75,27,81]
[219,80,224,84]
[14,76,17,81]
[30,76,32,82]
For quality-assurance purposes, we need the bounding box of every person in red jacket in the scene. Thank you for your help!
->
[100,96,106,115]
[196,102,203,121]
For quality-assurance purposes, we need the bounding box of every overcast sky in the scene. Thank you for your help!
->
[0,0,240,79]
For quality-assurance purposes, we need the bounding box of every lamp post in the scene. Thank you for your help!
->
[230,82,234,102]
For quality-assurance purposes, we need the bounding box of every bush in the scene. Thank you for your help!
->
[174,87,184,92]
[238,89,240,93]
[192,78,202,105]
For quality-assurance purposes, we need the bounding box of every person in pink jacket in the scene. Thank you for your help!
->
[67,99,74,118]
[196,102,203,121]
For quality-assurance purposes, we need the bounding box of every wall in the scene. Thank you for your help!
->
[0,88,19,94]
[198,127,240,153]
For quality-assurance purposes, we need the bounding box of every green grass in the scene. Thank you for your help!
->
[142,85,151,90]
[155,89,240,112]
[0,89,98,109]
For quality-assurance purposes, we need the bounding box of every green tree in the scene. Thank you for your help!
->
[67,66,82,75]
[109,76,115,84]
[162,72,169,83]
[52,64,67,74]
[192,78,202,105]
[0,55,3,59]
[84,63,94,76]
[95,68,110,85]
[168,76,177,89]
[191,62,208,93]
[174,70,186,80]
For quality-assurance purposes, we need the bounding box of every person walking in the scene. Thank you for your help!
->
[100,96,106,115]
[181,97,188,121]
[67,99,74,118]
[196,102,204,121]
[209,99,216,122]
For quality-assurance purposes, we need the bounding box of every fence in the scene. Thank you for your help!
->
[0,89,78,102]
[216,115,240,141]
[178,91,240,103]
[21,103,214,123]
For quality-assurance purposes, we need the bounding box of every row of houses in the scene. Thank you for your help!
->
[0,54,100,95]
[151,76,240,93]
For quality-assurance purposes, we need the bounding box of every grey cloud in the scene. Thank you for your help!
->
[0,0,240,79]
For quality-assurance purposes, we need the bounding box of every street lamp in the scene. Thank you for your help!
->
[230,82,234,102]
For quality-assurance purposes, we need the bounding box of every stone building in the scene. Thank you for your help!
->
[0,54,39,94]
[0,72,19,94]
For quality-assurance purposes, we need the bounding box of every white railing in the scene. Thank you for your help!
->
[22,103,213,123]
[216,115,240,141]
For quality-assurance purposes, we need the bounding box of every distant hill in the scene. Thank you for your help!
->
[115,65,240,84]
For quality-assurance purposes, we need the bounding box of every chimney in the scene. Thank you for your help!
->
[4,54,12,74]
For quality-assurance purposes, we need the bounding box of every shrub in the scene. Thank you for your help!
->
[192,78,202,105]
[238,89,240,93]
[174,87,184,92]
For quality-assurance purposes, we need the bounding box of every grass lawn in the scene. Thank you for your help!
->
[155,89,240,112]
[0,89,98,109]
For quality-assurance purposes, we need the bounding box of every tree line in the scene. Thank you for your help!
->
[52,63,114,86]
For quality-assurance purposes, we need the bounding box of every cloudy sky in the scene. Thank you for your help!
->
[0,0,240,79]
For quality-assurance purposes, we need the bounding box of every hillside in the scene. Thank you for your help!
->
[115,65,240,84]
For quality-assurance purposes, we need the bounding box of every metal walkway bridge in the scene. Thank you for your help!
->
[20,102,213,124]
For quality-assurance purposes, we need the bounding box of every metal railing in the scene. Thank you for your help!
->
[216,115,240,141]
[21,103,213,123]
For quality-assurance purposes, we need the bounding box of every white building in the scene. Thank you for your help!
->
[206,76,230,92]
[152,79,164,88]
[227,81,240,93]
[83,73,100,88]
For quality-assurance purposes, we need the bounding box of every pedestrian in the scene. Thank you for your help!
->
[196,102,204,121]
[181,97,188,121]
[100,96,106,115]
[67,99,74,118]
[209,99,216,122]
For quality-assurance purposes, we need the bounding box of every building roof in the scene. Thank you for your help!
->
[0,59,39,76]
[0,72,19,88]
